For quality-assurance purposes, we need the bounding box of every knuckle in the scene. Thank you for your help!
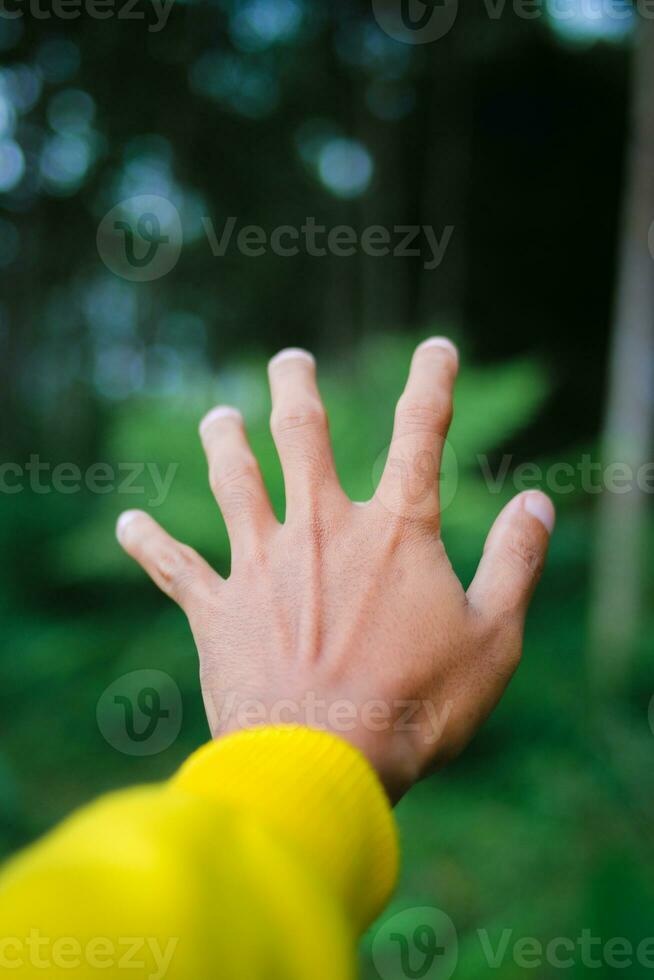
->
[395,396,452,435]
[156,545,198,595]
[502,533,543,577]
[271,399,327,436]
[374,508,430,549]
[210,455,258,497]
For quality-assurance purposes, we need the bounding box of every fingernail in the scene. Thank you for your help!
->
[524,492,555,534]
[116,510,142,541]
[269,347,315,369]
[416,336,459,363]
[199,405,242,436]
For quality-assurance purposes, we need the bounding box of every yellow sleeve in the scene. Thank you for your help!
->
[0,725,398,980]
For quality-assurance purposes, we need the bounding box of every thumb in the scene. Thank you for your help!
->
[467,491,555,623]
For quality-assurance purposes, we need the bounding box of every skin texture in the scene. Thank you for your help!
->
[117,339,555,801]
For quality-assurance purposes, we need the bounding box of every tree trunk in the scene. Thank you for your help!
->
[588,15,654,694]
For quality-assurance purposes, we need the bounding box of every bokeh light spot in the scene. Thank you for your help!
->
[0,139,25,192]
[317,138,374,199]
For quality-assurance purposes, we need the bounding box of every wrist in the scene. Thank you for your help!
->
[208,688,421,803]
[333,726,421,804]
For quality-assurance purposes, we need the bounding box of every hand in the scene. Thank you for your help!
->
[116,340,554,801]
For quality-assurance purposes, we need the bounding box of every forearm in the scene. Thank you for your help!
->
[0,726,398,980]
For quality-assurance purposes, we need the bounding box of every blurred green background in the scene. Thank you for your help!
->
[1,2,653,978]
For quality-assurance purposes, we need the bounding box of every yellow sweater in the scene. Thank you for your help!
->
[0,726,398,979]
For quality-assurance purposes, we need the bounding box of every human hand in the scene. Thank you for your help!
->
[116,340,554,801]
